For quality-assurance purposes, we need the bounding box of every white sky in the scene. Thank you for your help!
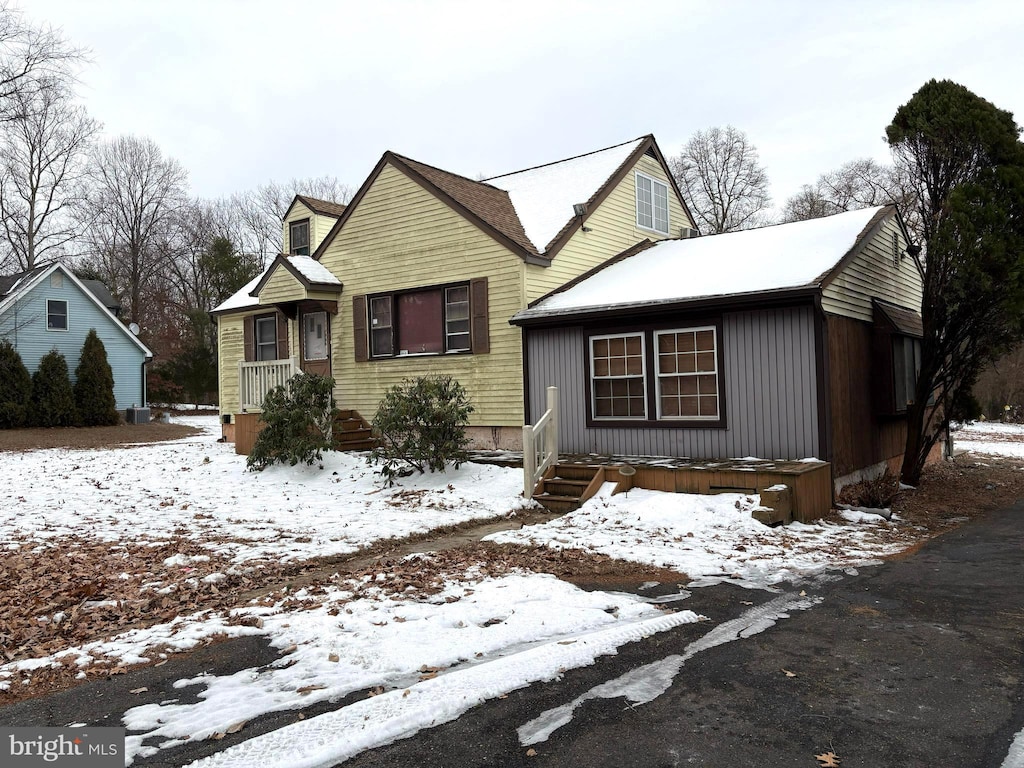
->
[22,0,1024,212]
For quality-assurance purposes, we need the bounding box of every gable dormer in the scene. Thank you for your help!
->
[282,195,347,256]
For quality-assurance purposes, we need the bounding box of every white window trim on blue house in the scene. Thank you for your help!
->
[47,298,69,331]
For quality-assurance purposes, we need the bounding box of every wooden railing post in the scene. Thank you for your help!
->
[546,386,558,465]
[523,424,535,498]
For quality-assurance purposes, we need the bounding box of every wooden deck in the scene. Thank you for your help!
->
[556,455,833,523]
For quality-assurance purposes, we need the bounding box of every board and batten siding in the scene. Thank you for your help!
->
[0,271,147,411]
[822,216,922,322]
[318,162,527,427]
[525,154,693,301]
[526,306,820,459]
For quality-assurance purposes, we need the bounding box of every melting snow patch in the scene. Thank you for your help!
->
[517,592,820,746]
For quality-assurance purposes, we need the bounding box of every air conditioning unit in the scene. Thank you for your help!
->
[125,407,150,424]
[679,226,699,239]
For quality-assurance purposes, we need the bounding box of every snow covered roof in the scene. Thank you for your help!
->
[211,270,266,314]
[212,254,342,316]
[513,206,888,322]
[282,254,341,287]
[484,137,646,253]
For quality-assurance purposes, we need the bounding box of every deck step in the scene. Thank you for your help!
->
[531,494,583,514]
[542,478,591,497]
[331,409,378,452]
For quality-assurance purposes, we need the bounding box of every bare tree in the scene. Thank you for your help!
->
[0,81,99,271]
[669,125,772,234]
[781,158,920,235]
[0,4,86,123]
[237,176,352,262]
[79,136,189,328]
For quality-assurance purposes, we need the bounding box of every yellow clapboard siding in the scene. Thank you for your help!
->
[218,315,245,415]
[527,154,691,299]
[822,217,923,320]
[259,268,308,304]
[319,164,528,426]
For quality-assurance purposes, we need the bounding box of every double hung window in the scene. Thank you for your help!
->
[289,220,310,256]
[369,283,472,358]
[47,299,68,331]
[588,324,722,425]
[636,172,669,234]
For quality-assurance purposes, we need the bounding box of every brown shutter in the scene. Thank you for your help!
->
[470,277,489,354]
[353,295,368,362]
[243,315,255,362]
[276,312,290,360]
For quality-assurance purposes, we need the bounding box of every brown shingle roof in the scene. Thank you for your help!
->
[389,154,540,259]
[295,195,347,218]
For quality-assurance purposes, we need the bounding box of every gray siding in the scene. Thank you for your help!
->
[0,269,148,410]
[527,306,820,459]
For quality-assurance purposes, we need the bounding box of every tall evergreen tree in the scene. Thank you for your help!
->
[74,328,120,426]
[886,79,1024,484]
[0,339,31,428]
[29,349,76,427]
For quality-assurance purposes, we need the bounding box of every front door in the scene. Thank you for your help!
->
[300,310,331,377]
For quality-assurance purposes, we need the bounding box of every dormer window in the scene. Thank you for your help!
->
[635,172,669,234]
[289,219,310,256]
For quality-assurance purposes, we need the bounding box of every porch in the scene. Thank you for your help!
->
[530,455,832,524]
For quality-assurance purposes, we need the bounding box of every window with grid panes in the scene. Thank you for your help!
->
[655,327,719,419]
[590,333,646,419]
[635,172,669,234]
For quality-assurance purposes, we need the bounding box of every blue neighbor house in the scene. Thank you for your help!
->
[0,262,153,415]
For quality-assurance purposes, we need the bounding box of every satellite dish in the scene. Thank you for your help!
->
[128,322,140,335]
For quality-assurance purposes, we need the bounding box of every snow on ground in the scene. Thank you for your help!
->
[0,415,530,564]
[486,486,909,588]
[117,569,696,765]
[3,413,992,766]
[953,421,1024,459]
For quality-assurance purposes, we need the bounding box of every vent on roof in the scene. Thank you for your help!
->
[644,146,657,159]
[679,226,699,239]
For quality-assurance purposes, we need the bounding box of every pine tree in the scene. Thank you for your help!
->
[0,340,32,428]
[74,328,120,426]
[29,349,77,427]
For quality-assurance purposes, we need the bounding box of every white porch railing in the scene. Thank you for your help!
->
[238,358,298,410]
[522,386,558,498]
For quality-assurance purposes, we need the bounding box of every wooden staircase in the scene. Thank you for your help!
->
[332,409,377,451]
[531,464,605,513]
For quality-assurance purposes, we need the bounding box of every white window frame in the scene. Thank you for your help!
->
[255,315,278,361]
[635,171,670,235]
[589,332,647,421]
[46,299,68,331]
[445,285,470,352]
[654,326,720,421]
[289,219,310,256]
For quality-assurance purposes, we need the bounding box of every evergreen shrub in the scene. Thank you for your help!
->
[74,329,121,426]
[29,349,77,427]
[247,373,337,471]
[369,375,473,485]
[0,340,32,428]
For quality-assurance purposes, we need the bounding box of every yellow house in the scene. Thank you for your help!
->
[213,135,695,449]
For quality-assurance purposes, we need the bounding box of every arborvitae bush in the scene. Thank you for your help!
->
[29,349,77,427]
[370,375,473,485]
[247,373,337,471]
[74,329,121,426]
[0,340,32,428]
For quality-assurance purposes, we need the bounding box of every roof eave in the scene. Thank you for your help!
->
[511,285,821,327]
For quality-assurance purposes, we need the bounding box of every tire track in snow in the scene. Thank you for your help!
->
[185,609,703,768]
[517,591,821,746]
